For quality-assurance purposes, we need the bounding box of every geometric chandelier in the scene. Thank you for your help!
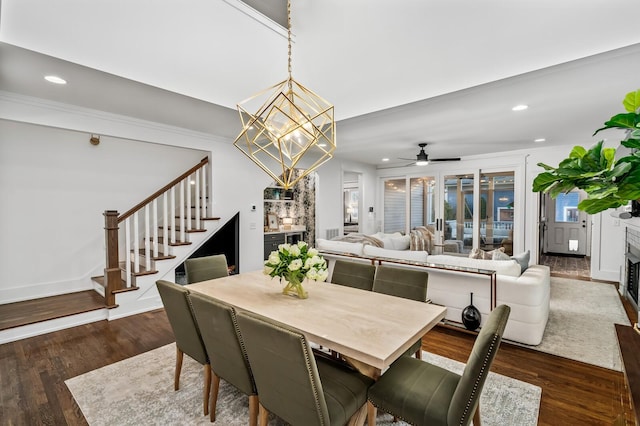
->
[233,0,336,189]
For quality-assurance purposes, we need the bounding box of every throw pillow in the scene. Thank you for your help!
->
[468,248,485,259]
[492,249,511,261]
[469,247,506,260]
[511,250,530,273]
[409,230,428,252]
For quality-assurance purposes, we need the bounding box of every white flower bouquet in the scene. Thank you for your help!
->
[263,241,328,298]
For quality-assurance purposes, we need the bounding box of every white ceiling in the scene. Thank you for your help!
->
[1,0,640,168]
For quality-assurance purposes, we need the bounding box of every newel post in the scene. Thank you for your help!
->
[103,210,121,307]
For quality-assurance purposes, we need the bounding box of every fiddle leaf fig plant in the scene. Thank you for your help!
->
[533,89,640,214]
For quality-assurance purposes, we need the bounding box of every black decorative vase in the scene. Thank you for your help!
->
[462,292,481,331]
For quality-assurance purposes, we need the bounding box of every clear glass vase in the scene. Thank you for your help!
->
[282,276,308,299]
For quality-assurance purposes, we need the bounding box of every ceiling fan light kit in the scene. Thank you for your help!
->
[395,143,460,167]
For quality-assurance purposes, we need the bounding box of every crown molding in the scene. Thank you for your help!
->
[222,0,293,41]
[0,90,230,148]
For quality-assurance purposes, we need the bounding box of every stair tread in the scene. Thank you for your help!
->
[148,237,192,246]
[118,262,158,276]
[159,226,207,233]
[134,249,176,260]
[0,291,105,331]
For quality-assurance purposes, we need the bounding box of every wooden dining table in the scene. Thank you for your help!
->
[186,269,447,378]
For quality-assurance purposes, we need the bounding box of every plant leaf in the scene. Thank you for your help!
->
[532,172,561,192]
[578,197,627,214]
[593,113,638,134]
[569,145,587,159]
[622,138,640,149]
[536,162,557,171]
[623,89,640,113]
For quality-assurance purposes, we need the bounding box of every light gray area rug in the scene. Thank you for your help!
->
[66,343,540,426]
[531,277,630,371]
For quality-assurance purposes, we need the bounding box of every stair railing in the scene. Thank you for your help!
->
[102,157,211,307]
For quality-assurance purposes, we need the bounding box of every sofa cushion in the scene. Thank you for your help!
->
[316,239,363,256]
[363,245,428,262]
[390,235,411,250]
[511,250,530,273]
[427,254,522,277]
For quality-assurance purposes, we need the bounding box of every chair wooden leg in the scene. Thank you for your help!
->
[367,401,377,426]
[175,347,184,390]
[473,403,481,426]
[248,395,259,426]
[203,364,212,416]
[347,403,368,426]
[415,349,422,360]
[209,372,220,422]
[258,403,269,426]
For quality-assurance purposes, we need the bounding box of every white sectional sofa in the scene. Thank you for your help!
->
[316,238,550,346]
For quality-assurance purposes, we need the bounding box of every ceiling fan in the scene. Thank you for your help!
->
[398,143,461,166]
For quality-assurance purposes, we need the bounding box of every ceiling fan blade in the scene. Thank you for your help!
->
[430,158,461,162]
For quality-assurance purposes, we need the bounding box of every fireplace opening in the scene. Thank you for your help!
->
[175,212,240,283]
[625,227,640,308]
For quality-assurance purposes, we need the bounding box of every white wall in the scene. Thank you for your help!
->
[0,93,271,303]
[315,159,378,239]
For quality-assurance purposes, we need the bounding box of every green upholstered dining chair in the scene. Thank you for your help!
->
[155,280,211,416]
[236,310,375,426]
[372,265,429,359]
[184,254,229,284]
[330,260,376,291]
[188,292,259,425]
[367,304,511,426]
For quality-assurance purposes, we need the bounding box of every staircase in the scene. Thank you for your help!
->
[0,157,229,343]
[93,156,228,318]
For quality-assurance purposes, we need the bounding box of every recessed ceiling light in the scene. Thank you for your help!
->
[512,104,528,111]
[534,138,546,143]
[381,158,389,162]
[44,75,67,85]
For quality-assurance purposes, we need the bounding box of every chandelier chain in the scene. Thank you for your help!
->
[287,0,292,90]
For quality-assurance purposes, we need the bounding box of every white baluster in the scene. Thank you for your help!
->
[180,180,185,243]
[152,198,158,258]
[170,186,176,244]
[125,218,131,288]
[163,191,168,256]
[201,165,208,219]
[195,171,201,229]
[145,205,151,271]
[186,176,192,231]
[133,212,140,274]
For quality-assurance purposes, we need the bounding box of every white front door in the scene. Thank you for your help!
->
[544,190,588,255]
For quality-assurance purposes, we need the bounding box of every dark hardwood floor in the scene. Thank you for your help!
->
[0,307,634,425]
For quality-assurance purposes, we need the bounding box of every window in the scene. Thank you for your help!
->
[554,192,579,223]
[479,172,514,253]
[384,178,406,233]
[410,177,436,229]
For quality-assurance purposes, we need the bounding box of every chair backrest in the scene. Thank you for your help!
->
[236,310,331,426]
[188,292,256,396]
[448,304,511,425]
[184,254,229,284]
[155,280,208,365]
[372,265,429,302]
[330,260,376,291]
